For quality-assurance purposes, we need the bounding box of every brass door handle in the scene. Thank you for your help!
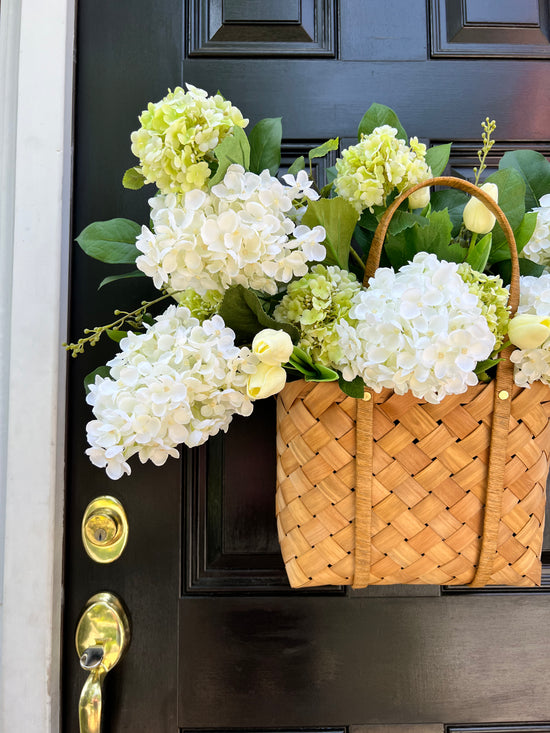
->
[75,592,130,733]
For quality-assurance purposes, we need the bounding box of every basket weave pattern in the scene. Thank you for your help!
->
[276,379,550,588]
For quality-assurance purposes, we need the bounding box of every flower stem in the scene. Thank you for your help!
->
[467,232,478,259]
[63,292,173,356]
[349,247,366,272]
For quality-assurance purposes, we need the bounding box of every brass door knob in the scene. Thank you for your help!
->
[81,496,128,563]
[75,592,130,733]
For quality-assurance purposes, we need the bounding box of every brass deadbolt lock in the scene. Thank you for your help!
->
[82,496,128,563]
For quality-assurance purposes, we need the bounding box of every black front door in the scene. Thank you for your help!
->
[64,1,550,731]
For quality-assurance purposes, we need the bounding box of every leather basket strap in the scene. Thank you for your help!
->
[353,176,519,588]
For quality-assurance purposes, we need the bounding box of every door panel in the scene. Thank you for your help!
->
[64,1,550,731]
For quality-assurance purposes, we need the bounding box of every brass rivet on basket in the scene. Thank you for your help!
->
[363,390,371,401]
[498,390,509,400]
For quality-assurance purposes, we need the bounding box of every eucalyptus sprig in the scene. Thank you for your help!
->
[63,292,173,356]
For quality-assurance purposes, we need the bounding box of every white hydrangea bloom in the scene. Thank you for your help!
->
[335,252,495,404]
[85,306,257,479]
[520,194,550,266]
[510,273,550,387]
[135,164,326,296]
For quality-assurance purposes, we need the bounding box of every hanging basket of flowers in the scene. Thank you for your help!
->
[67,84,550,588]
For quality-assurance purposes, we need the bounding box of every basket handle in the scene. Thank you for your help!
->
[354,175,520,589]
[362,175,520,316]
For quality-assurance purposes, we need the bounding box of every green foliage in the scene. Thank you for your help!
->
[425,143,451,177]
[338,374,365,398]
[84,366,111,395]
[430,189,468,235]
[357,103,407,142]
[209,126,251,185]
[474,358,503,382]
[387,209,429,236]
[99,270,146,289]
[325,165,337,184]
[485,167,525,262]
[466,233,491,272]
[301,197,359,270]
[248,117,282,176]
[218,285,299,342]
[499,149,550,210]
[496,257,545,285]
[515,211,538,254]
[309,138,339,163]
[287,347,339,382]
[287,156,305,176]
[76,219,141,264]
[122,166,146,190]
[106,329,127,342]
[385,208,462,270]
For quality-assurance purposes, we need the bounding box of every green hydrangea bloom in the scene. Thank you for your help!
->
[457,263,510,350]
[273,265,361,366]
[170,288,223,322]
[131,84,248,195]
[334,125,431,214]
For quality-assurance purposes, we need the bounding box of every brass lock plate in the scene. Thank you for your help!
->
[81,496,128,563]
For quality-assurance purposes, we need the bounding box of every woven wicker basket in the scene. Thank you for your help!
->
[276,176,550,589]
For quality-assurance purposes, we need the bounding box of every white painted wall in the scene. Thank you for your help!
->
[0,0,75,729]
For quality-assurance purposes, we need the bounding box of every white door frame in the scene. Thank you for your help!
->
[0,0,75,729]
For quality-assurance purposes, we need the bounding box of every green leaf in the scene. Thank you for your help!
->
[497,257,545,284]
[287,156,305,176]
[99,270,147,289]
[466,233,492,272]
[485,167,525,262]
[320,182,334,198]
[385,208,465,268]
[218,285,299,342]
[325,165,337,185]
[309,138,339,162]
[430,189,468,235]
[387,209,429,236]
[425,143,451,177]
[338,375,365,398]
[84,366,111,395]
[499,149,550,210]
[106,329,127,343]
[209,126,251,186]
[358,208,380,232]
[515,211,538,254]
[248,117,282,176]
[474,357,503,382]
[301,197,359,270]
[357,103,407,142]
[520,259,546,277]
[76,219,141,264]
[287,347,339,382]
[384,228,418,270]
[122,166,146,190]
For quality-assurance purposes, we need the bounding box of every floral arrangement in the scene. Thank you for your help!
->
[67,83,550,479]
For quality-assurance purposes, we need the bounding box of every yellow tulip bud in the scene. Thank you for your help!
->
[408,186,430,210]
[509,313,550,350]
[463,182,499,234]
[252,328,293,366]
[246,363,287,400]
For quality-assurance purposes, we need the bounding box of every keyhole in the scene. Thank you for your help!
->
[94,528,107,543]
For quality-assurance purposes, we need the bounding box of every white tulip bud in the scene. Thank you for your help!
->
[252,328,294,366]
[246,363,287,400]
[408,186,430,210]
[509,313,550,350]
[463,182,499,234]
